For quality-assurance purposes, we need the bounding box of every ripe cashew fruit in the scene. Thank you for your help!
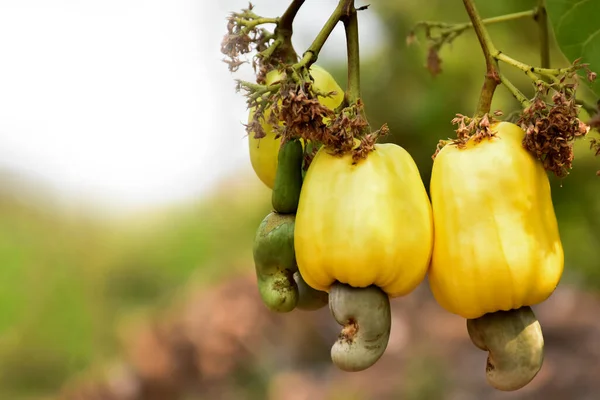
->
[467,306,544,391]
[329,282,391,372]
[428,121,564,319]
[295,143,433,297]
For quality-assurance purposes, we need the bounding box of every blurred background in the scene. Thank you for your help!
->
[0,0,598,399]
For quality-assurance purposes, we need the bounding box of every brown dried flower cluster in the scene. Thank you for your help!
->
[351,121,389,163]
[240,69,382,165]
[433,113,498,159]
[222,4,386,165]
[221,3,274,78]
[271,81,384,163]
[271,77,337,144]
[517,86,590,178]
[322,101,370,158]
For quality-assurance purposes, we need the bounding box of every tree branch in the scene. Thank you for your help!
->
[298,0,353,67]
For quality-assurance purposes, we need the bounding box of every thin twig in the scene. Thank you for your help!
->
[536,0,550,68]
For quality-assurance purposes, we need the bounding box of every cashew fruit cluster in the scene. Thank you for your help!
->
[249,64,434,372]
[248,64,563,388]
[429,121,564,391]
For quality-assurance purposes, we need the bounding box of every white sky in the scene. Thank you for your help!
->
[0,0,381,213]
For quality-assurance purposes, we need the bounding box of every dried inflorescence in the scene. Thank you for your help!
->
[324,101,369,158]
[239,67,382,164]
[515,59,598,178]
[351,121,389,163]
[433,113,499,159]
[517,85,590,178]
[221,3,275,78]
[224,2,385,164]
[272,81,384,163]
[271,76,337,143]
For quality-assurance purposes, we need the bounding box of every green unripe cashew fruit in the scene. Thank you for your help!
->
[253,213,329,312]
[329,282,391,372]
[272,138,303,214]
[252,212,298,312]
[253,108,328,312]
[294,271,328,311]
[467,306,544,391]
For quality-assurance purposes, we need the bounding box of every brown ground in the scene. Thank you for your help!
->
[60,271,600,400]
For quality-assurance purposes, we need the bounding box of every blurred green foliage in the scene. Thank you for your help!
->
[0,176,271,399]
[546,0,600,94]
[0,0,598,399]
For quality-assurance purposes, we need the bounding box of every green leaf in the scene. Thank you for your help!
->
[546,0,600,90]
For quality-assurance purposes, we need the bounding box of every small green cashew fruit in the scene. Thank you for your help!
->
[467,306,544,391]
[329,282,391,372]
[252,212,298,312]
[294,271,328,311]
[272,138,303,214]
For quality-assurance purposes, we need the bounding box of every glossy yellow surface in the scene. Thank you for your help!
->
[248,65,344,189]
[295,143,434,297]
[428,121,564,319]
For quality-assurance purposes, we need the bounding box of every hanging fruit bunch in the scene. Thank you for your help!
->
[222,0,597,391]
[410,0,597,392]
[222,0,433,372]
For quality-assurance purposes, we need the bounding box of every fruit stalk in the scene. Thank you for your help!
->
[461,0,501,117]
[342,1,361,108]
[272,0,305,63]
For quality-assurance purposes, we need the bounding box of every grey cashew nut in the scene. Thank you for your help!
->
[294,271,328,311]
[467,306,544,391]
[329,282,391,372]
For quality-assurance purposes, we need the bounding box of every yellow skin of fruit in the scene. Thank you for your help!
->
[247,65,345,189]
[428,121,564,319]
[294,143,434,297]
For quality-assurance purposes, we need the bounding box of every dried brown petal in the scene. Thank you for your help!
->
[588,71,597,82]
[427,46,442,77]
